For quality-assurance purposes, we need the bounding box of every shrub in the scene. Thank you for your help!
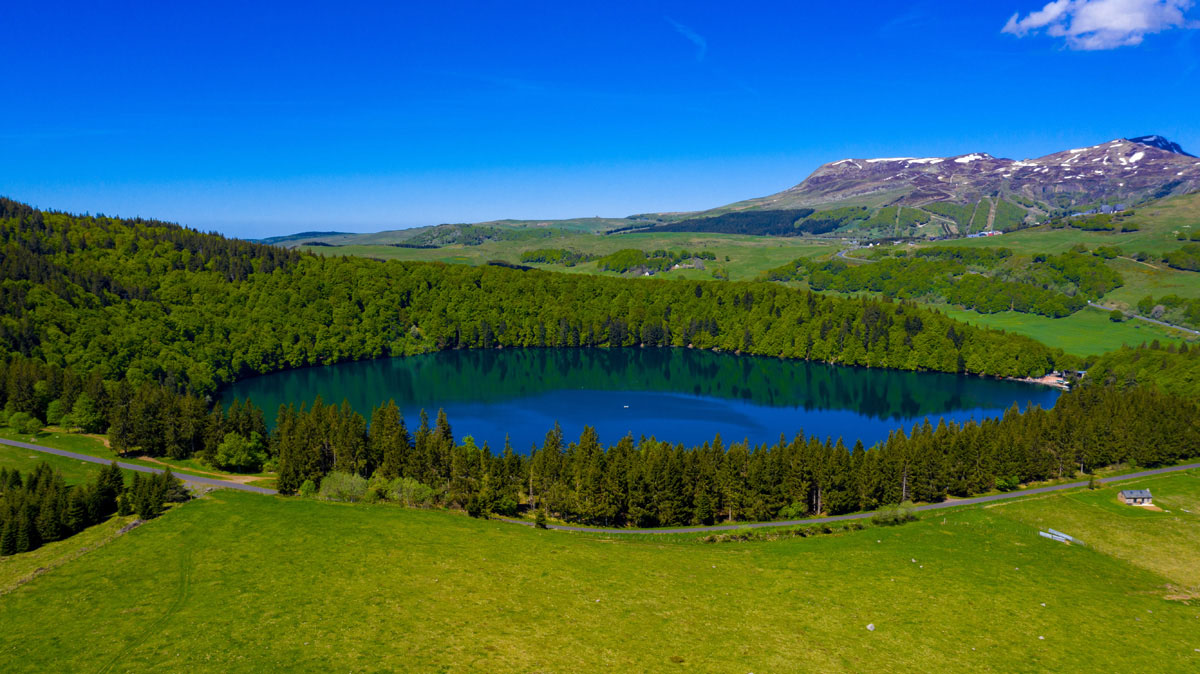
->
[388,477,435,507]
[9,413,43,435]
[778,502,807,519]
[1109,310,1125,323]
[995,475,1021,492]
[871,501,917,526]
[493,496,519,517]
[317,472,369,502]
[45,400,65,425]
[535,508,548,529]
[297,479,317,498]
[211,432,268,472]
[70,394,106,434]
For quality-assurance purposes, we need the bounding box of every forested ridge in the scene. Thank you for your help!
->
[636,210,830,236]
[1,197,1064,401]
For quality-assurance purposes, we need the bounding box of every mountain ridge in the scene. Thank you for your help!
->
[266,135,1200,245]
[735,136,1200,213]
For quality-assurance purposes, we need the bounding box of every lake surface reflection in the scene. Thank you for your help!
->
[222,348,1060,451]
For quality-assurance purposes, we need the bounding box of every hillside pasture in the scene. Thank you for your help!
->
[304,231,839,282]
[938,305,1188,357]
[2,485,1200,672]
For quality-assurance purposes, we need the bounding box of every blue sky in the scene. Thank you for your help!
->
[3,1,1198,237]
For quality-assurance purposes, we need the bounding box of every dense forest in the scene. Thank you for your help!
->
[637,210,830,236]
[1,197,1067,408]
[288,383,1192,526]
[767,247,1122,318]
[1087,341,1200,398]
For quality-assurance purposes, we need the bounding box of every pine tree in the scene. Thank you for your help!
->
[15,513,32,553]
[0,519,15,556]
[371,400,409,480]
[66,488,89,533]
[36,488,62,542]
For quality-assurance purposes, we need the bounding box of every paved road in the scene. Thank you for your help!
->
[501,461,1200,534]
[1087,300,1200,336]
[836,248,876,263]
[0,438,277,494]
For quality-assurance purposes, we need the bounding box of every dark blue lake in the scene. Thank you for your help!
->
[221,348,1060,451]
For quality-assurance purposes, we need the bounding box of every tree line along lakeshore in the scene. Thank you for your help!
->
[2,197,1199,527]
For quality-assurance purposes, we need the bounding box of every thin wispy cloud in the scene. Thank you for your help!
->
[1002,0,1198,49]
[666,17,707,61]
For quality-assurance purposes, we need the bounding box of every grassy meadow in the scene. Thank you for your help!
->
[0,441,118,485]
[1,471,1199,671]
[303,231,840,282]
[939,305,1189,357]
[993,471,1200,594]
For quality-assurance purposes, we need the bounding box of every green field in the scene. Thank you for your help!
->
[1102,255,1200,308]
[303,231,840,282]
[994,472,1200,593]
[2,472,1199,671]
[0,441,116,484]
[940,305,1190,357]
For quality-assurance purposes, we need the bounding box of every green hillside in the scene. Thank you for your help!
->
[2,474,1198,672]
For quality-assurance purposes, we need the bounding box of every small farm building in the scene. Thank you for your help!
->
[1118,489,1153,506]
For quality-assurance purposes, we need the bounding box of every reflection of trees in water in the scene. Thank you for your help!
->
[225,348,1058,423]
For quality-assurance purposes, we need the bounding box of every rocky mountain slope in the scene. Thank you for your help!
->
[619,135,1195,239]
[741,137,1199,212]
[268,136,1200,245]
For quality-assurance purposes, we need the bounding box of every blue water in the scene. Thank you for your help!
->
[222,348,1061,451]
